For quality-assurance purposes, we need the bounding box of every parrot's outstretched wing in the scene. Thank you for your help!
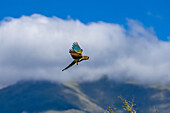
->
[69,49,82,59]
[72,42,83,55]
[62,59,77,71]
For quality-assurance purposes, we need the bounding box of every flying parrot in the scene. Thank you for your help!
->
[62,42,89,71]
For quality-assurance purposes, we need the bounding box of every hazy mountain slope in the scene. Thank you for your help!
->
[0,77,169,113]
[63,83,104,113]
[0,81,103,113]
[42,109,85,113]
[0,81,79,113]
[79,77,170,113]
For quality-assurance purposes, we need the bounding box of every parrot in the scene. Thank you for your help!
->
[62,42,89,71]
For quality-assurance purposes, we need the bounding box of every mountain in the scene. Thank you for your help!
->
[0,77,169,113]
[79,77,170,113]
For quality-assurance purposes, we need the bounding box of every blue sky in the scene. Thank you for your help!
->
[0,0,169,41]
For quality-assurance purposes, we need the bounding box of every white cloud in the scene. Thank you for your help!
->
[0,14,170,85]
[147,12,162,19]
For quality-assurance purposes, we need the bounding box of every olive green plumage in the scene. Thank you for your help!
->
[62,42,89,71]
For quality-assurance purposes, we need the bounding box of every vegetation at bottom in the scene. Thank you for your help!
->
[105,96,168,113]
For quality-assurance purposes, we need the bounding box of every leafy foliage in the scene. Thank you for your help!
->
[106,96,169,113]
[105,106,117,113]
[118,96,136,113]
[105,96,136,113]
[150,106,168,113]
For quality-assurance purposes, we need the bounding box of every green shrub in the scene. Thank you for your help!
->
[105,96,168,113]
[105,96,136,113]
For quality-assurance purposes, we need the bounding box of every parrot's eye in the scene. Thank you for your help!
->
[81,49,83,51]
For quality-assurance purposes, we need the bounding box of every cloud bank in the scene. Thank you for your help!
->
[0,14,170,85]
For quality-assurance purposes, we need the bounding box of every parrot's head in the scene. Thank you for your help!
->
[82,56,89,60]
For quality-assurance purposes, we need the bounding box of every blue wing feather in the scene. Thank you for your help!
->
[72,42,82,53]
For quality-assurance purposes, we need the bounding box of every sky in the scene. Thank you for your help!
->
[0,0,170,85]
[0,0,170,40]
